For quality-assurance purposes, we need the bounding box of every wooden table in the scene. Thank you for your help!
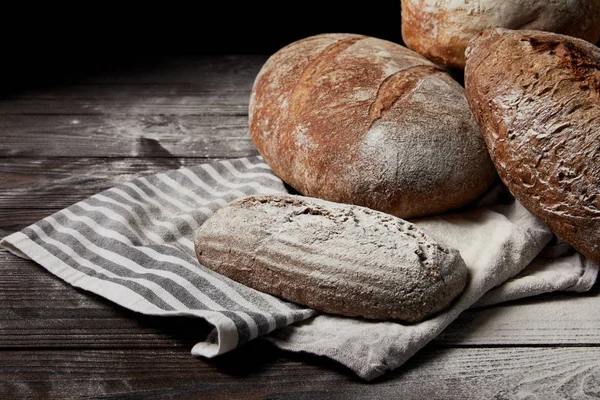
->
[1,55,600,399]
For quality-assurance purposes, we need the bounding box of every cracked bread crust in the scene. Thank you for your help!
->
[465,27,600,264]
[249,33,496,219]
[195,194,468,322]
[401,0,600,69]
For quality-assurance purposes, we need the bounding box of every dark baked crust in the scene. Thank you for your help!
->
[401,0,468,68]
[194,194,468,322]
[465,27,600,264]
[249,34,495,219]
[401,0,600,69]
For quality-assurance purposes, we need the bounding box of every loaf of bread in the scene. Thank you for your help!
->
[465,28,600,265]
[250,34,495,219]
[195,195,468,322]
[401,0,600,69]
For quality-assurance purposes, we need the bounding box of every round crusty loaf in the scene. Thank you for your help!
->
[249,34,496,219]
[195,194,468,322]
[401,0,600,69]
[465,27,600,265]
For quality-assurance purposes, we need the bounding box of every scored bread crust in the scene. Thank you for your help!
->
[195,194,468,322]
[249,34,496,219]
[465,27,600,264]
[401,0,600,69]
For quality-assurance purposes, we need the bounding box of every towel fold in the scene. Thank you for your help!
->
[2,156,597,380]
[266,197,598,380]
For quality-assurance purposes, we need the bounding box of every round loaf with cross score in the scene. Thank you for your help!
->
[248,33,496,219]
[401,0,600,69]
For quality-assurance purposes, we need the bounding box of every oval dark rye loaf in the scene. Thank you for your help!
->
[249,34,496,219]
[194,195,468,322]
[465,28,600,264]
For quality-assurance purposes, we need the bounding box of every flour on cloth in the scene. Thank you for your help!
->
[1,157,597,380]
[265,186,598,380]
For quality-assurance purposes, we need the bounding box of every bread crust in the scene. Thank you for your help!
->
[401,0,600,68]
[250,34,495,219]
[195,195,468,322]
[465,27,600,264]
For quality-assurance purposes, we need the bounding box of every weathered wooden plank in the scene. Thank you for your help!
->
[0,252,131,311]
[0,84,251,116]
[0,251,214,349]
[0,157,251,210]
[1,346,599,399]
[0,114,254,158]
[0,56,266,116]
[0,209,51,237]
[438,286,600,345]
[1,251,600,348]
[0,313,212,350]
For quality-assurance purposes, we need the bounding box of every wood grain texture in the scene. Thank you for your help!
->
[439,282,600,345]
[0,209,52,237]
[0,56,265,116]
[0,252,214,349]
[0,84,250,116]
[1,345,600,399]
[0,115,254,158]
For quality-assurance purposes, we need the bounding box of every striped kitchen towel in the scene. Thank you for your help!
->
[2,156,597,380]
[0,156,315,357]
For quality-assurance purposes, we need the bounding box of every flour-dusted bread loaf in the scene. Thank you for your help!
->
[249,34,496,219]
[465,28,600,264]
[401,0,600,69]
[195,195,468,322]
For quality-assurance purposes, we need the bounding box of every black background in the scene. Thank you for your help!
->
[2,3,404,89]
